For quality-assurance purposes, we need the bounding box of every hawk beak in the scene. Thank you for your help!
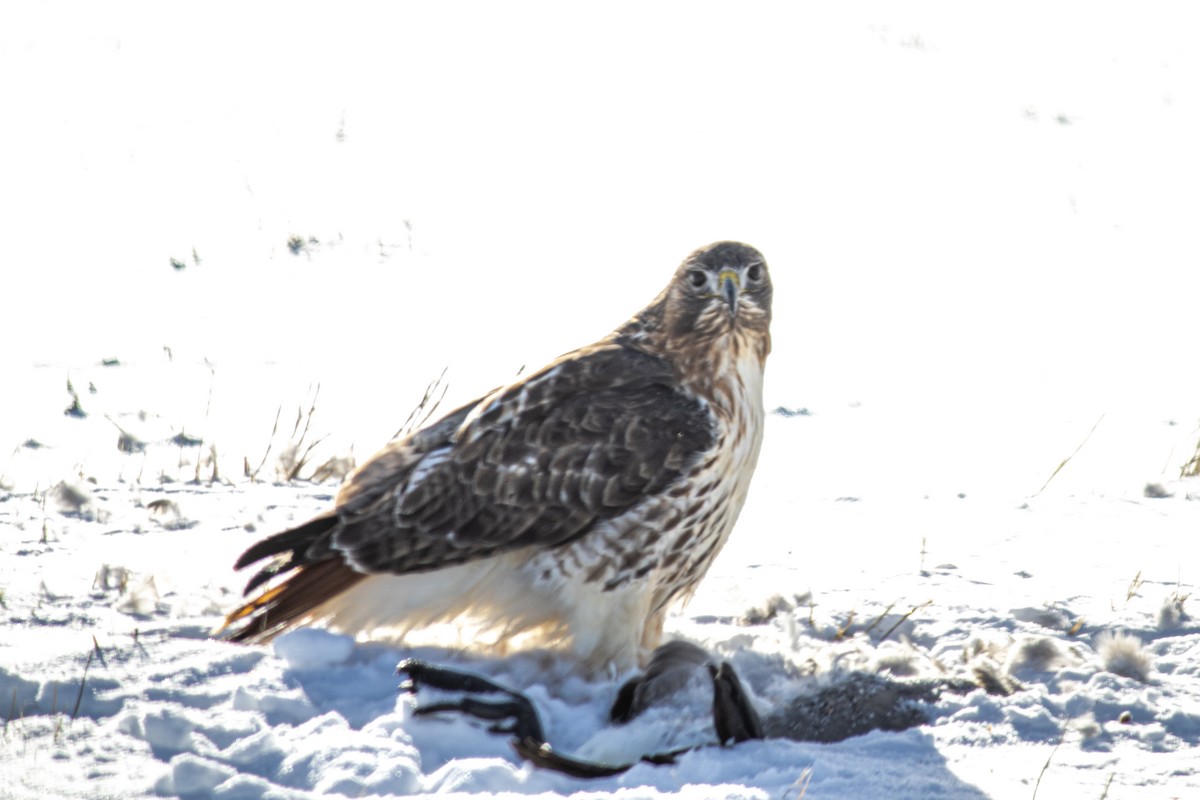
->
[718,270,740,315]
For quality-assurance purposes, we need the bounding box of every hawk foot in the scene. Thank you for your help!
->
[397,642,764,779]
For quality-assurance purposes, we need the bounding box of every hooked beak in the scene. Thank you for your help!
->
[718,270,740,315]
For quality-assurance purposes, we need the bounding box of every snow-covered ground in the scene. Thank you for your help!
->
[3,3,1200,798]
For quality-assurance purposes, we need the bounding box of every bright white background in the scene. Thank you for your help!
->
[2,1,1199,500]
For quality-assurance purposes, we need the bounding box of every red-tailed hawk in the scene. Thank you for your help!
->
[222,241,772,671]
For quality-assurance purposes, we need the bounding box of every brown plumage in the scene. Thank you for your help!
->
[220,241,772,671]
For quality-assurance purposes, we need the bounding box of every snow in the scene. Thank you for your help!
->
[3,2,1200,798]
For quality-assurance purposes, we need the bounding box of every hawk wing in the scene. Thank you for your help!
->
[223,343,715,641]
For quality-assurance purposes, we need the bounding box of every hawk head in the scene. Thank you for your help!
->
[662,241,772,348]
[616,241,773,376]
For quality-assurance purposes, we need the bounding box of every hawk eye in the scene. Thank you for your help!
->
[746,264,763,282]
[687,269,707,288]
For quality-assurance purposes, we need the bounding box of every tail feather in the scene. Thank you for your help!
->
[234,512,339,572]
[220,557,367,643]
[241,559,290,597]
[221,511,362,644]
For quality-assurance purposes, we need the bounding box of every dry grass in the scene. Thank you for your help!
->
[830,600,931,643]
[1159,591,1190,630]
[786,768,812,799]
[3,637,103,747]
[70,648,95,722]
[1033,413,1105,497]
[191,363,218,483]
[1125,570,1144,603]
[1030,733,1064,800]
[246,384,337,483]
[63,377,86,418]
[1095,630,1153,683]
[243,370,449,484]
[1182,432,1200,477]
[394,367,449,440]
[276,386,329,482]
[879,601,932,642]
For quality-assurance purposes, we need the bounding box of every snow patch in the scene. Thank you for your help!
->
[157,754,237,799]
[272,628,355,670]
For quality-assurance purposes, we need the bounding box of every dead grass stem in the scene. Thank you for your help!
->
[879,600,932,643]
[70,649,94,722]
[394,368,449,440]
[1182,430,1200,478]
[1031,733,1064,800]
[1033,413,1105,497]
[191,362,217,483]
[248,403,284,481]
[246,384,332,482]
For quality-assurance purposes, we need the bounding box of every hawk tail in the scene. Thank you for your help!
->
[219,513,366,644]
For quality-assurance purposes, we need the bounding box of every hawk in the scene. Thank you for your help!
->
[221,241,772,671]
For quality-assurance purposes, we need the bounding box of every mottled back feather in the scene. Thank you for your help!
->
[223,346,715,642]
